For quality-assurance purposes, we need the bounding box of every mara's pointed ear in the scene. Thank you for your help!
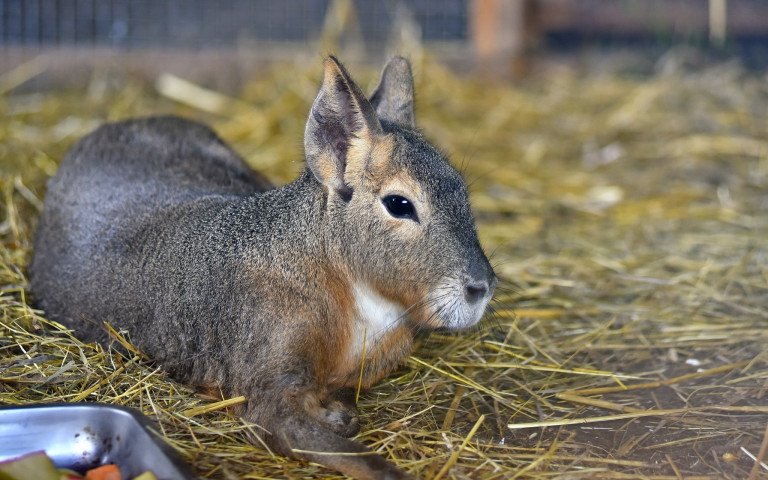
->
[369,56,415,128]
[305,56,382,200]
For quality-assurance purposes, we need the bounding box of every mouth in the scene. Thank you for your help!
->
[424,279,494,331]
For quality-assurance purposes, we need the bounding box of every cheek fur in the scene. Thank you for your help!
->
[381,216,422,240]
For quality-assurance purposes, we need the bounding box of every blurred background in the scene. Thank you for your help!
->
[2,0,768,88]
[1,1,767,479]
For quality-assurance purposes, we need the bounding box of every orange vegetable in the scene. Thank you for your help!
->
[84,464,121,480]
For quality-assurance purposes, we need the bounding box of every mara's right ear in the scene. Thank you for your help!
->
[369,56,415,128]
[304,56,382,200]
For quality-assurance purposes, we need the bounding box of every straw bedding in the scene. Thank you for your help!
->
[1,55,767,479]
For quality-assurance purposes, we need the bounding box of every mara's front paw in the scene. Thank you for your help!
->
[303,390,361,437]
[322,398,360,437]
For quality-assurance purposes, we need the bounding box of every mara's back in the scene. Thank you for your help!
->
[30,116,272,345]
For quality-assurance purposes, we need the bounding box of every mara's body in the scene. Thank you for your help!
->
[30,57,495,480]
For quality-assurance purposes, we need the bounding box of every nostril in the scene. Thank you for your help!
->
[464,281,488,303]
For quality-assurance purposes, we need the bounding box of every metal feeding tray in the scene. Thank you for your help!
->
[0,403,192,480]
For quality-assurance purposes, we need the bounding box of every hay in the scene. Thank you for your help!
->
[1,54,767,479]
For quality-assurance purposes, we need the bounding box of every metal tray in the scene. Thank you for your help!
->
[0,403,192,480]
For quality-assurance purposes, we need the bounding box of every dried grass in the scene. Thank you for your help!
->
[1,53,767,479]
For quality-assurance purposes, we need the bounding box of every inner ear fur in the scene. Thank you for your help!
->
[369,56,415,129]
[304,56,382,199]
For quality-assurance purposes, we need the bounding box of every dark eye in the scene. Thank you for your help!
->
[382,195,417,220]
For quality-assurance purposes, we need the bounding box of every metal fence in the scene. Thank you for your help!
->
[0,0,468,49]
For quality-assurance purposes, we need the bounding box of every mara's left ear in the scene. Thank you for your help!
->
[305,56,383,200]
[369,56,415,128]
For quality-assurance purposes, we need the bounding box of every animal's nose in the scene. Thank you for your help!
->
[464,254,497,304]
[464,280,489,304]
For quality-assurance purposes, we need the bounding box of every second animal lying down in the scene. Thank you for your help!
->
[30,56,497,479]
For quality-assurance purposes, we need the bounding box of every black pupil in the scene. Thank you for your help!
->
[383,195,415,219]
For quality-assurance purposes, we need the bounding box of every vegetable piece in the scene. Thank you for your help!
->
[0,451,60,480]
[131,472,158,480]
[84,464,121,480]
[58,468,84,480]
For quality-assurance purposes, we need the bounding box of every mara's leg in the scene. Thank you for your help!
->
[244,389,410,480]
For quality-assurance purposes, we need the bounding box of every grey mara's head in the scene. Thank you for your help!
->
[304,56,496,330]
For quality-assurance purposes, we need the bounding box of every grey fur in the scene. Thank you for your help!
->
[370,56,415,128]
[30,57,494,480]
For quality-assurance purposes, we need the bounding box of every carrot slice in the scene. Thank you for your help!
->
[84,464,121,480]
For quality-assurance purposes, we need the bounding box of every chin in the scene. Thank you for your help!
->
[431,302,490,331]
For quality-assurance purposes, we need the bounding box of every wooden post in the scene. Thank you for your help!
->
[471,0,538,79]
[709,0,728,46]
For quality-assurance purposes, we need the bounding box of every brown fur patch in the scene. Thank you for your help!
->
[312,268,356,383]
[360,324,413,388]
[196,383,224,401]
[311,151,339,186]
[301,390,325,417]
[327,279,424,389]
[375,280,430,325]
[329,322,414,389]
[345,134,396,185]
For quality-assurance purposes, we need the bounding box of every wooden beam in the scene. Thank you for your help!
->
[709,0,728,46]
[471,0,538,78]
